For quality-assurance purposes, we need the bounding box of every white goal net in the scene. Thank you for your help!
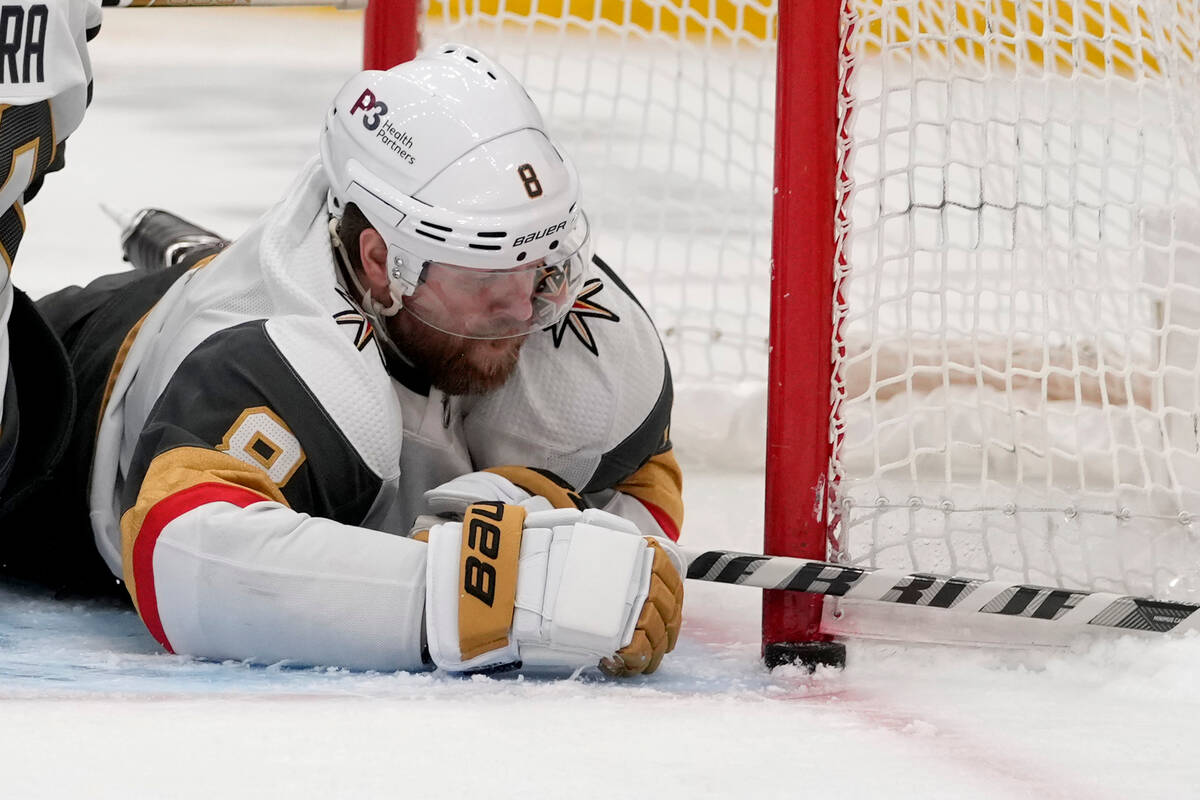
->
[423,1,1200,634]
[830,0,1200,632]
[423,1,778,466]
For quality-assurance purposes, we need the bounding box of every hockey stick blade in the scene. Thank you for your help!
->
[682,548,1200,635]
[103,0,366,9]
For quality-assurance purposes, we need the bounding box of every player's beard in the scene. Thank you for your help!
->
[389,309,527,396]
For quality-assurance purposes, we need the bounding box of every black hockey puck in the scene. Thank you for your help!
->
[764,640,847,671]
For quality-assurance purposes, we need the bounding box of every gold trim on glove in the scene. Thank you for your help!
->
[458,502,526,661]
[485,465,587,510]
[602,539,685,676]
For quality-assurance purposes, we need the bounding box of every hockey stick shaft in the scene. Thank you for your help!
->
[682,547,1200,635]
[102,0,365,8]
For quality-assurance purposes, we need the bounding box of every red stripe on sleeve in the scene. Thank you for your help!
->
[636,498,680,542]
[133,482,271,653]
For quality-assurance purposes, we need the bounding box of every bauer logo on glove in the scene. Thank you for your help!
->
[457,502,523,660]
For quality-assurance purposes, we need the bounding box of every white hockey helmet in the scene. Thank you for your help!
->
[319,43,590,339]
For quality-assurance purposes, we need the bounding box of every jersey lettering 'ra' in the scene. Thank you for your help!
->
[0,4,48,85]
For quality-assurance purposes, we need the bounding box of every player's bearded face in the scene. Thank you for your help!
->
[385,260,540,395]
[390,309,527,395]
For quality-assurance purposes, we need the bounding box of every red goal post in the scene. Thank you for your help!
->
[360,0,840,665]
[763,0,843,665]
[362,0,419,69]
[775,1,1200,655]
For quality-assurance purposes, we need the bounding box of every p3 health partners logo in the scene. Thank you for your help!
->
[349,89,417,167]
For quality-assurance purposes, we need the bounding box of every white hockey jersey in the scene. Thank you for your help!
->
[0,0,101,500]
[84,160,681,670]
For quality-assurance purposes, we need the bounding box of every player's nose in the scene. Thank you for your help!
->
[486,273,535,321]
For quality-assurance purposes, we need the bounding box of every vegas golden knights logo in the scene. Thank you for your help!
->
[547,278,620,357]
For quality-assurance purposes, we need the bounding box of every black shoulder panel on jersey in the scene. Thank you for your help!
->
[591,254,650,316]
[122,320,384,528]
[581,255,675,493]
[583,354,673,494]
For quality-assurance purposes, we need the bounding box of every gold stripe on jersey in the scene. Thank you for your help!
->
[120,446,290,613]
[614,449,684,534]
[458,501,525,662]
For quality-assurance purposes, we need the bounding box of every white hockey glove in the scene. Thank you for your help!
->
[425,501,684,676]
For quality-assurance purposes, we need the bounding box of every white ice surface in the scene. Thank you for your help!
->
[2,8,1198,799]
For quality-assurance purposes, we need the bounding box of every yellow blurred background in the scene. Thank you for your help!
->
[420,0,1194,77]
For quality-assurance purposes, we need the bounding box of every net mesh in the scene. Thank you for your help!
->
[832,0,1200,601]
[423,1,778,465]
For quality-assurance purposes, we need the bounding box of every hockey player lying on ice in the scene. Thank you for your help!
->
[0,34,685,675]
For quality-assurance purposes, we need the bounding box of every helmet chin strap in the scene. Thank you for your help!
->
[328,215,412,370]
[328,217,404,318]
